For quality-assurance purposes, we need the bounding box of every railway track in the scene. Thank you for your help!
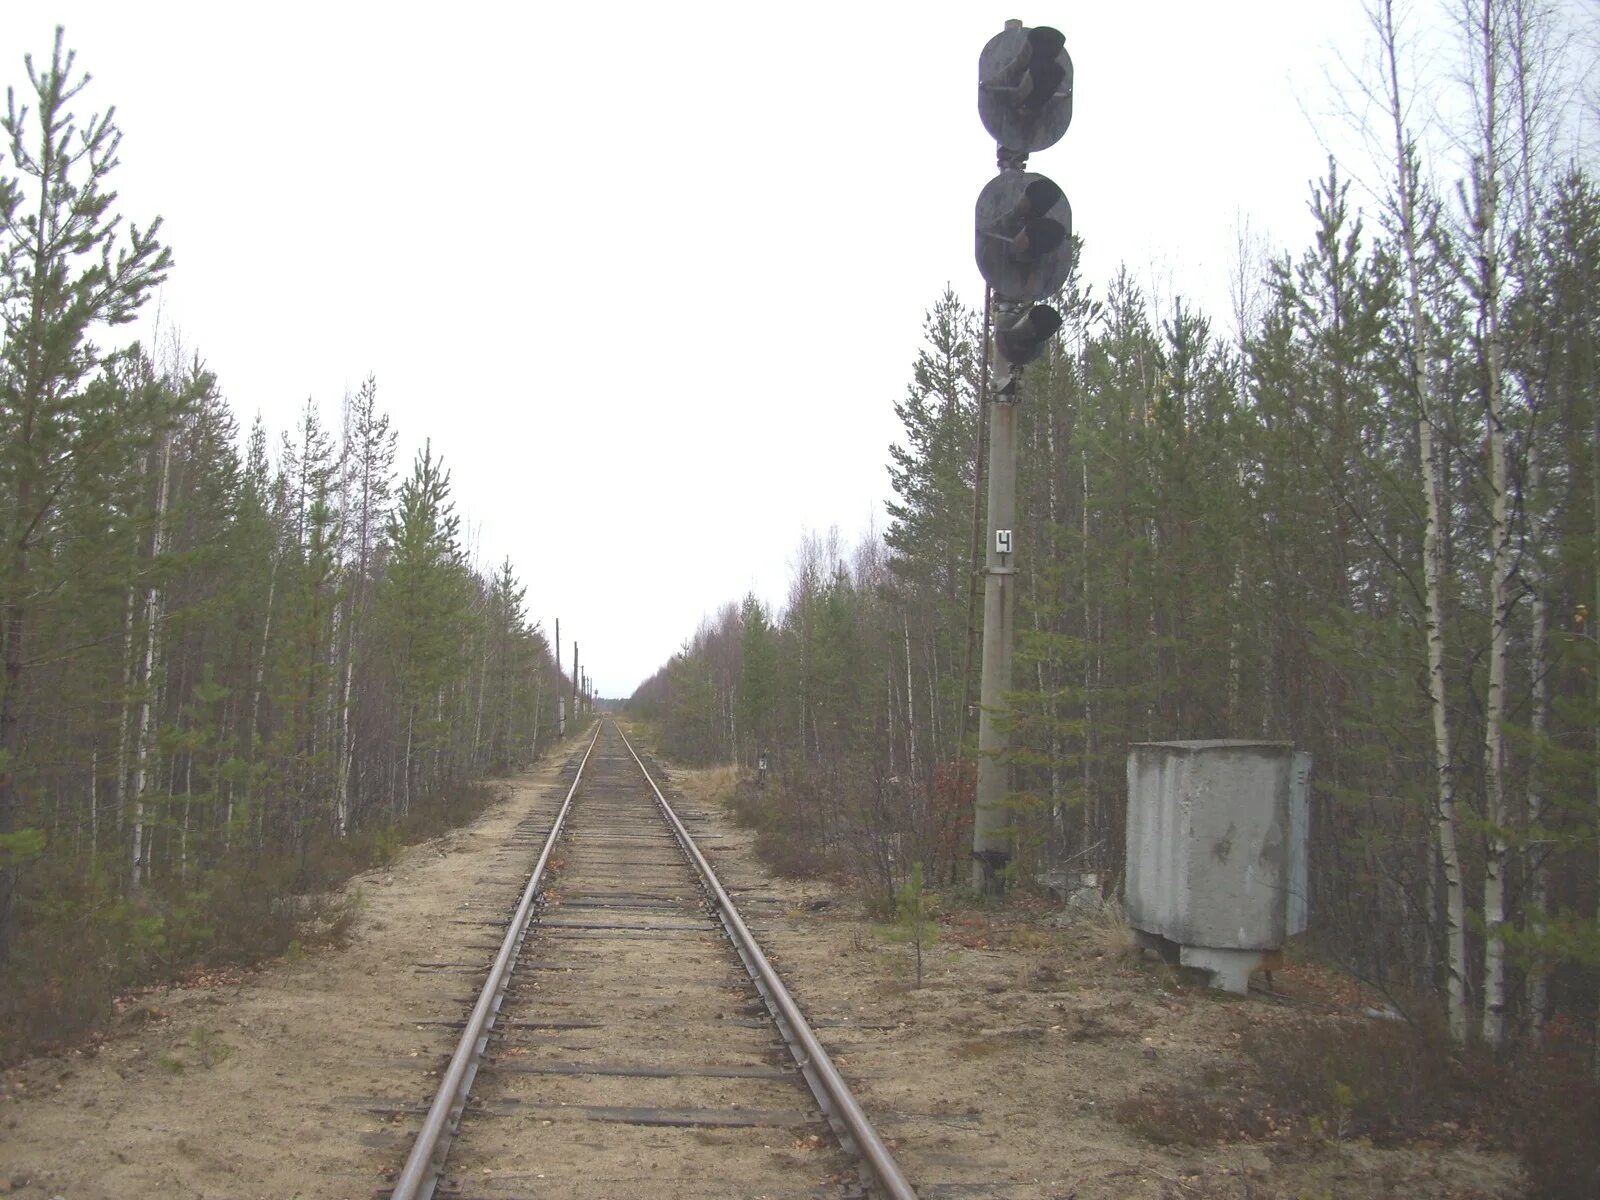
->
[386,719,917,1200]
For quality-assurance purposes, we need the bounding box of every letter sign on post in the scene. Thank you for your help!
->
[995,530,1013,555]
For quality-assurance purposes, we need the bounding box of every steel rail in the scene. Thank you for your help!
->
[390,721,603,1200]
[613,721,919,1200]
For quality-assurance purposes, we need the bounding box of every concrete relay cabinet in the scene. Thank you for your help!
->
[1124,740,1310,993]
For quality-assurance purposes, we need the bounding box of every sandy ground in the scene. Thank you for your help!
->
[0,747,580,1200]
[0,730,1523,1200]
[654,760,1524,1200]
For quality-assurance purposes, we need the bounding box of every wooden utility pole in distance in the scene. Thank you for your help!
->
[556,618,565,738]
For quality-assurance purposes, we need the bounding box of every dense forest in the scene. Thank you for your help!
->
[0,33,573,1047]
[631,0,1600,1053]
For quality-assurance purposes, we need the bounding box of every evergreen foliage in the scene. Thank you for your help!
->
[633,9,1600,1047]
[0,33,573,1049]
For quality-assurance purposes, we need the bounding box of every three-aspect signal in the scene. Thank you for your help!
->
[975,21,1074,372]
[974,172,1072,303]
[969,19,1079,895]
[977,23,1073,154]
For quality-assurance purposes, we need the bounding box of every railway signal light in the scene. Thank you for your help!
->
[978,23,1073,154]
[994,303,1062,368]
[970,20,1076,895]
[975,169,1073,302]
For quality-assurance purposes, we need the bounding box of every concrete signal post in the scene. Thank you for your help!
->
[970,19,1075,893]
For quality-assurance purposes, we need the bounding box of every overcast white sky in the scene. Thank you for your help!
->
[2,2,1468,696]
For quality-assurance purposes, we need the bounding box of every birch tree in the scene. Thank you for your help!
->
[1499,0,1564,1028]
[1364,0,1472,1043]
[1453,0,1518,1048]
[333,376,393,833]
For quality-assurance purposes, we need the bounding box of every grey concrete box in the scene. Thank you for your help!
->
[1125,741,1310,960]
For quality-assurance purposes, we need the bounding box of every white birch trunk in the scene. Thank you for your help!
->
[1526,521,1549,1026]
[471,632,488,772]
[1469,0,1512,1049]
[402,709,414,819]
[114,583,136,836]
[531,674,542,761]
[336,655,353,837]
[1025,527,1061,846]
[1424,369,1471,1044]
[131,433,174,891]
[243,554,278,849]
[908,611,921,800]
[1082,447,1096,857]
[1372,0,1469,1040]
[1508,0,1552,1034]
[88,747,98,863]
[1041,416,1062,841]
[179,749,192,884]
[1591,398,1599,1076]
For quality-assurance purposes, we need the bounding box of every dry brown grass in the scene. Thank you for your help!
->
[672,763,740,809]
[1073,899,1139,962]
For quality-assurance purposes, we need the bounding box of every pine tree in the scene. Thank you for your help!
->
[336,375,395,832]
[885,289,982,764]
[378,442,467,817]
[0,29,171,961]
[736,593,777,764]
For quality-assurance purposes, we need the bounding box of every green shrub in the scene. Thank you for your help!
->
[891,863,935,988]
[1,779,498,1065]
[370,825,404,867]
